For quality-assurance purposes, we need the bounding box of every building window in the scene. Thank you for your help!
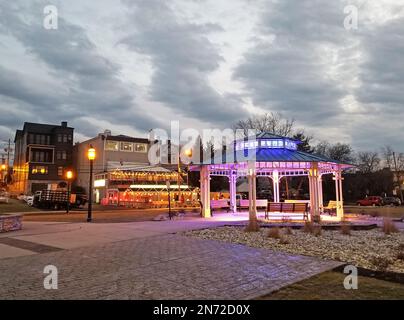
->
[56,151,67,160]
[134,143,147,153]
[57,134,62,143]
[63,134,68,143]
[31,149,53,163]
[58,167,64,176]
[105,141,119,151]
[120,142,133,152]
[32,166,48,175]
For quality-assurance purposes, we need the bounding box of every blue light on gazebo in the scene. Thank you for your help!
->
[235,138,298,151]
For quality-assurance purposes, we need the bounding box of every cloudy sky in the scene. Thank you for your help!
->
[0,0,403,152]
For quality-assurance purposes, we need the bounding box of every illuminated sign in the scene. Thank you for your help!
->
[94,179,106,187]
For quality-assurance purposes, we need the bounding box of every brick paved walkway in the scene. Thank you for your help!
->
[0,234,342,299]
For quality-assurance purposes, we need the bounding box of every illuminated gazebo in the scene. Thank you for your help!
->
[191,133,354,221]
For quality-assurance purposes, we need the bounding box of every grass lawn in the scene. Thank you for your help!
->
[259,271,404,300]
[345,205,404,219]
[0,198,40,214]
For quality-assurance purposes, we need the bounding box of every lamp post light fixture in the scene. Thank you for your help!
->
[0,164,6,183]
[65,170,73,214]
[87,145,96,222]
[177,148,193,205]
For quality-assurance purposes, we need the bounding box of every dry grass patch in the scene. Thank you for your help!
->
[267,227,281,239]
[383,218,399,235]
[340,223,351,236]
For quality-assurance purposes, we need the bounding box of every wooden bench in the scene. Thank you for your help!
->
[210,199,230,212]
[239,199,268,210]
[265,202,309,221]
[323,200,337,215]
[284,199,310,205]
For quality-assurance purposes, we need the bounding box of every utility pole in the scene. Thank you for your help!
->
[6,139,11,169]
[393,152,403,203]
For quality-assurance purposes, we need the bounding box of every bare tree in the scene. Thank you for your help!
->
[382,145,404,171]
[382,145,404,202]
[356,151,381,173]
[233,112,295,137]
[315,141,354,163]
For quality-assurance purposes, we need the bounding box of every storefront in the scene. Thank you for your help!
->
[94,166,199,208]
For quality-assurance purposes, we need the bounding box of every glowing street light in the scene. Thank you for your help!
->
[87,145,96,222]
[65,170,73,214]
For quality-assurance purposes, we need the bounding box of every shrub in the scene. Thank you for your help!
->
[303,221,314,233]
[313,225,322,237]
[340,223,351,236]
[279,235,290,245]
[397,251,404,261]
[268,227,281,239]
[370,256,392,272]
[285,227,293,235]
[245,220,260,232]
[382,218,399,235]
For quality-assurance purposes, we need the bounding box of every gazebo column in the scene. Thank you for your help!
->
[272,170,280,202]
[308,162,321,220]
[247,161,257,215]
[333,169,344,220]
[200,166,211,218]
[229,172,237,213]
[318,175,324,212]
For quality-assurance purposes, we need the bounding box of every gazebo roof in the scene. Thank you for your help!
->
[196,132,353,168]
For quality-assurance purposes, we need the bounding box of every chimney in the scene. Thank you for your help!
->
[61,121,67,127]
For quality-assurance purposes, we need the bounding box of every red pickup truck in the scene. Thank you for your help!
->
[357,196,383,206]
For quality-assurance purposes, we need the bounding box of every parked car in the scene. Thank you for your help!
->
[357,196,383,206]
[26,195,34,206]
[382,197,402,206]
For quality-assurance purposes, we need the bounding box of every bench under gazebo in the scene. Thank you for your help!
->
[190,133,353,222]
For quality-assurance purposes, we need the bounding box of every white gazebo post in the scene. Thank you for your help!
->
[200,166,211,218]
[318,175,324,212]
[229,172,237,213]
[334,167,344,220]
[272,170,280,202]
[247,161,257,215]
[308,162,321,221]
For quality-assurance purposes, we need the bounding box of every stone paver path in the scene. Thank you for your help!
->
[0,234,342,299]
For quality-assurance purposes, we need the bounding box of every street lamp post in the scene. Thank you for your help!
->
[177,148,192,206]
[66,170,73,214]
[0,164,6,183]
[87,146,96,222]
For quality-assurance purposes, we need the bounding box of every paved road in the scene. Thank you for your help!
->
[0,233,342,300]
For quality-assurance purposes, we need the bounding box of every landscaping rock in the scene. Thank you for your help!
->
[183,226,404,274]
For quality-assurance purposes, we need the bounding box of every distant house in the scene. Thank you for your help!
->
[73,130,196,205]
[12,122,74,194]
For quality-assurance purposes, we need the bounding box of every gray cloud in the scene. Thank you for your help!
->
[0,0,402,153]
[234,0,349,124]
[0,0,160,139]
[120,0,243,124]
